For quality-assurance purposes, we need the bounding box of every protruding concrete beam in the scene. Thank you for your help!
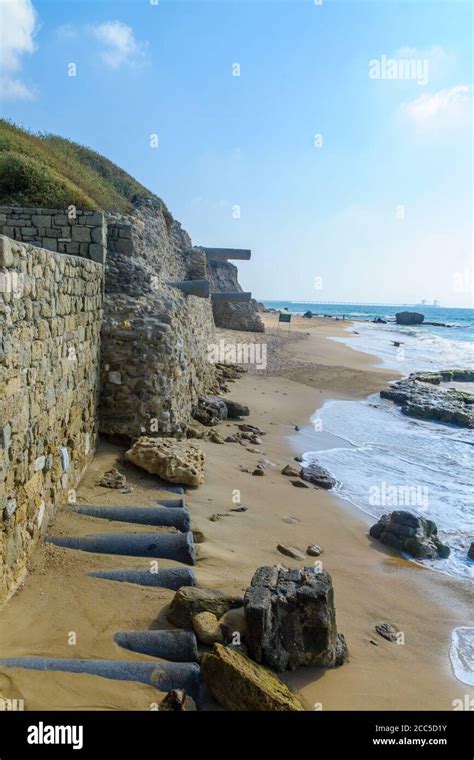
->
[165,279,210,298]
[157,498,185,508]
[211,291,252,304]
[68,505,190,532]
[89,567,196,590]
[0,658,202,704]
[114,630,199,662]
[47,531,196,565]
[203,247,251,261]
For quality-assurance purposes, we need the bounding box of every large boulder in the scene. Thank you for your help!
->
[395,311,424,325]
[193,396,228,426]
[369,511,450,559]
[201,643,304,711]
[381,379,474,428]
[125,437,205,486]
[168,586,244,628]
[223,399,250,419]
[300,462,336,489]
[244,566,348,672]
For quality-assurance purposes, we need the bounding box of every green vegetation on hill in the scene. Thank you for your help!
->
[0,120,154,212]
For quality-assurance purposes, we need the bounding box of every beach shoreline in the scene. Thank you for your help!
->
[0,314,472,711]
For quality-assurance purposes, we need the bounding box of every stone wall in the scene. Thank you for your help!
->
[0,206,106,263]
[100,199,217,438]
[207,258,264,333]
[0,236,103,603]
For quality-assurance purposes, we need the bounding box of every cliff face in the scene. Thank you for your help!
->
[207,258,264,333]
[100,198,216,439]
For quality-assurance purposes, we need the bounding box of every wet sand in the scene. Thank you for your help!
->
[0,315,472,710]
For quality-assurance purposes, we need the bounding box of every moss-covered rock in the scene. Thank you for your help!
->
[168,586,244,629]
[201,643,304,711]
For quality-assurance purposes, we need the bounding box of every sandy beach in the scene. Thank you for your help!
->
[0,315,472,711]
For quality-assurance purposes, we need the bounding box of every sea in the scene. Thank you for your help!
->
[263,301,474,684]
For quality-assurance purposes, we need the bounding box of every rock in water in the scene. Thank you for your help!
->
[395,311,424,325]
[224,399,250,419]
[381,379,474,428]
[192,612,224,645]
[201,643,304,711]
[300,462,336,489]
[468,542,474,560]
[125,437,205,486]
[369,511,450,559]
[193,396,228,426]
[168,586,244,628]
[244,566,348,671]
[159,689,197,711]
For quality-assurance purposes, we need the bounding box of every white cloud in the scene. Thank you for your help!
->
[400,84,472,126]
[0,76,36,101]
[89,21,148,69]
[0,0,38,100]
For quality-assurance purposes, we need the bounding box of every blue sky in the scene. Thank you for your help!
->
[0,0,472,307]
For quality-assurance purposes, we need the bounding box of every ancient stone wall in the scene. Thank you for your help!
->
[100,199,216,438]
[0,206,106,263]
[207,258,264,333]
[0,236,103,603]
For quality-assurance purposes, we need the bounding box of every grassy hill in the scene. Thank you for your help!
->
[0,120,153,212]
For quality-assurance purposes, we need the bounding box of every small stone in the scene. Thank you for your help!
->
[277,544,305,560]
[230,506,248,512]
[468,542,474,560]
[306,544,322,557]
[159,689,197,711]
[192,529,205,543]
[0,236,14,267]
[281,464,301,477]
[168,586,244,628]
[375,623,398,642]
[193,611,224,645]
[238,424,266,435]
[4,498,17,520]
[252,465,265,476]
[209,430,225,444]
[290,479,309,488]
[294,425,300,431]
[97,467,127,489]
